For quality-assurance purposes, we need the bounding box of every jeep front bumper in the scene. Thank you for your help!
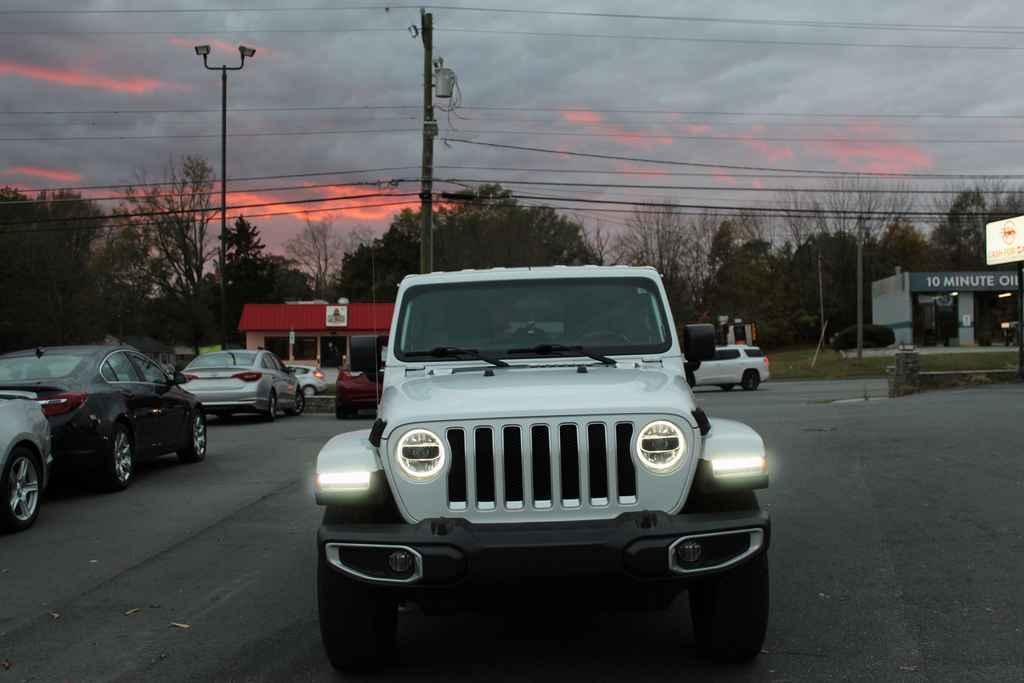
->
[318,510,769,587]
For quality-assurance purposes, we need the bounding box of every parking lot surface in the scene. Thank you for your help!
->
[2,379,1022,682]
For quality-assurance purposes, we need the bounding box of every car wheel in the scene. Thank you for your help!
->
[264,392,278,422]
[318,551,397,671]
[2,446,42,533]
[741,371,761,391]
[720,384,735,391]
[99,423,134,492]
[303,385,316,397]
[177,411,207,464]
[689,552,769,662]
[286,389,305,416]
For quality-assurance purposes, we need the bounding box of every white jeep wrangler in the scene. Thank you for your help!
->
[314,266,771,670]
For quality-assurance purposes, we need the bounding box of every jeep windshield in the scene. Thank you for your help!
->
[394,277,673,361]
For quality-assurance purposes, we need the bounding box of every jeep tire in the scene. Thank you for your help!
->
[318,552,398,671]
[688,552,769,662]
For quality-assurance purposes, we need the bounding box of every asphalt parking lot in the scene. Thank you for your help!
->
[2,379,1023,682]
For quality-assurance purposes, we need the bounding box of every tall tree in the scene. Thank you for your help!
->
[118,156,217,352]
[221,216,278,333]
[284,218,346,300]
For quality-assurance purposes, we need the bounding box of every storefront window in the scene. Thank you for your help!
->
[264,336,289,359]
[913,294,958,346]
[293,336,318,361]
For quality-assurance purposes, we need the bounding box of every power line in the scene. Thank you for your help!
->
[0,28,403,35]
[4,5,1024,36]
[0,191,417,227]
[1,128,420,142]
[6,166,420,194]
[437,26,1024,51]
[442,138,1024,178]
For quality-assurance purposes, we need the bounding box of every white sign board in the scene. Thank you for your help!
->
[986,216,1024,265]
[288,329,296,345]
[325,304,348,328]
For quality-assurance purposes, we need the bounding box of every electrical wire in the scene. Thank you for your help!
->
[1,128,420,142]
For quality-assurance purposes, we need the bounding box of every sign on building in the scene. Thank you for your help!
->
[909,271,1019,292]
[986,216,1024,266]
[326,304,348,327]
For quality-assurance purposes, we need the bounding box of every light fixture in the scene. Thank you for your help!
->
[194,44,210,56]
[317,470,372,491]
[999,292,1014,299]
[635,420,686,474]
[396,429,446,480]
[711,455,767,478]
[239,45,256,58]
[950,291,959,297]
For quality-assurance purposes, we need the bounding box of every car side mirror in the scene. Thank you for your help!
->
[683,323,716,363]
[171,371,188,386]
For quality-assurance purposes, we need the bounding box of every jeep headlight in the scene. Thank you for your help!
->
[636,420,686,473]
[396,429,446,480]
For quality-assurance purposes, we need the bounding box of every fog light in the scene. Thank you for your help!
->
[387,549,415,575]
[675,540,703,564]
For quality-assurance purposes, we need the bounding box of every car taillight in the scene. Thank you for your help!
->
[313,370,324,379]
[764,357,770,366]
[37,392,87,417]
[184,373,199,381]
[232,371,262,382]
[339,370,364,380]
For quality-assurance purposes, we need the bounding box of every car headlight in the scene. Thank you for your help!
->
[396,429,446,480]
[635,420,686,473]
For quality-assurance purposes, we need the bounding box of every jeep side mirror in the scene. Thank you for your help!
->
[350,335,381,375]
[683,324,716,363]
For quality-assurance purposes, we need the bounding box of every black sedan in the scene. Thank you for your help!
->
[0,345,206,491]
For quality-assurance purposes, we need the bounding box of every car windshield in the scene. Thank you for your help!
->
[0,353,91,381]
[394,277,672,360]
[187,351,258,369]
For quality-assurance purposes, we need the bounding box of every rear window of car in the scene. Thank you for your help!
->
[0,353,91,381]
[713,349,741,361]
[187,352,257,369]
[290,367,309,375]
[744,348,765,358]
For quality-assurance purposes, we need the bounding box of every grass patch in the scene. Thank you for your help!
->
[767,347,1019,381]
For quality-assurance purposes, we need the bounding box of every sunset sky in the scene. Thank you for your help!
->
[3,1,1023,251]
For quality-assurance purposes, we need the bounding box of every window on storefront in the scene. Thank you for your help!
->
[293,336,318,361]
[264,336,289,359]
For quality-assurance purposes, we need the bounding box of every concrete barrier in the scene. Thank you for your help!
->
[889,349,1019,396]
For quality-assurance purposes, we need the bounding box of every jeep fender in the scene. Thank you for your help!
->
[315,430,384,505]
[698,418,769,491]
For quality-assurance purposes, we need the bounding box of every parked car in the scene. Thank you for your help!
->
[0,345,206,492]
[1,390,51,532]
[692,345,770,391]
[288,365,328,397]
[334,368,381,419]
[183,350,303,420]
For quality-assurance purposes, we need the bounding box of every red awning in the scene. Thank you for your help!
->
[237,303,394,334]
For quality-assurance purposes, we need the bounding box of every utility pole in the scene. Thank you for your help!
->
[856,234,864,360]
[1018,261,1024,380]
[817,252,825,332]
[419,10,436,274]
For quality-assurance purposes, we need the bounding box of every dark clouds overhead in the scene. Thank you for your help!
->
[2,0,1022,249]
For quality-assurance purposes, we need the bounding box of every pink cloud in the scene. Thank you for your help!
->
[3,165,82,183]
[0,60,185,94]
[684,123,712,135]
[560,108,604,125]
[711,169,739,186]
[806,139,933,173]
[751,179,764,189]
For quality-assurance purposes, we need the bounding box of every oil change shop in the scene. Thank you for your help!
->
[873,270,1020,347]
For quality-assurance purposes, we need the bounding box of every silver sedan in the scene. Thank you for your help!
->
[182,350,304,420]
[1,391,52,533]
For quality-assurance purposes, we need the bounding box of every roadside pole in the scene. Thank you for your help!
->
[1018,261,1023,380]
[856,236,863,360]
[419,10,435,274]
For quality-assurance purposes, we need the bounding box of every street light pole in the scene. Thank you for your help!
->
[194,44,255,349]
[419,10,436,274]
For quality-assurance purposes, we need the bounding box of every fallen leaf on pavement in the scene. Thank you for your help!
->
[48,611,61,620]
[170,622,191,629]
[125,608,141,616]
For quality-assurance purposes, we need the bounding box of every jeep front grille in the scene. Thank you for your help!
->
[444,421,637,512]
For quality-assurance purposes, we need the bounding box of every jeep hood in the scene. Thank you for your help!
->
[381,366,696,428]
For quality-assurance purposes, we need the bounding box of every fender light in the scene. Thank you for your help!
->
[232,371,262,382]
[37,392,87,417]
[317,470,373,492]
[711,455,767,478]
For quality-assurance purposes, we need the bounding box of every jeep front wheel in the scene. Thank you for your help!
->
[688,552,769,662]
[318,552,397,671]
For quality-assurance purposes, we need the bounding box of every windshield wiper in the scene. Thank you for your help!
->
[507,344,616,366]
[405,346,509,368]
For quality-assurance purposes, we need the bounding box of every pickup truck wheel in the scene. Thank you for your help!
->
[318,553,397,671]
[741,371,760,391]
[688,552,769,662]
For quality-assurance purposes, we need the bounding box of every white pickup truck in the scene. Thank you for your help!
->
[312,266,771,670]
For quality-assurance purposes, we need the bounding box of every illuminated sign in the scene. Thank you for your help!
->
[986,216,1024,265]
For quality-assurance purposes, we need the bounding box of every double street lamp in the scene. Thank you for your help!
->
[193,44,255,349]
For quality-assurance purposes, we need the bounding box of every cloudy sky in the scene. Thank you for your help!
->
[2,0,1023,251]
